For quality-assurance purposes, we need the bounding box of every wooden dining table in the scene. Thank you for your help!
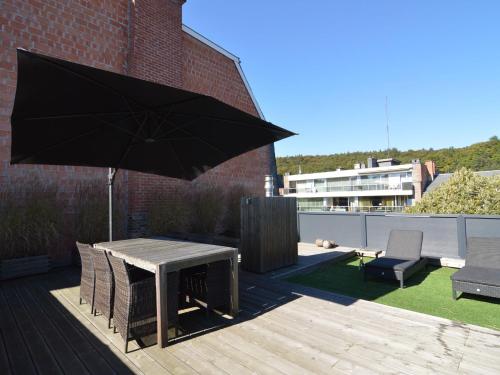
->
[94,236,239,348]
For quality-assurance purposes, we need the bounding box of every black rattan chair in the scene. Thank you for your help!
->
[451,237,500,300]
[76,242,95,314]
[107,254,179,352]
[91,248,115,329]
[363,230,426,288]
[180,260,231,315]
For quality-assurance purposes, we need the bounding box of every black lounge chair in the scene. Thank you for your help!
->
[451,237,500,300]
[363,230,426,288]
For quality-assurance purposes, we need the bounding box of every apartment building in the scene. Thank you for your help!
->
[281,158,436,212]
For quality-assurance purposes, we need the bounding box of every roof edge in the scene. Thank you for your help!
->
[182,24,265,119]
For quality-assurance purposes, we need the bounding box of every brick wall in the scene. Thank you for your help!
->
[125,0,187,236]
[182,33,273,194]
[0,0,130,262]
[126,10,274,236]
[1,0,276,251]
[127,0,185,87]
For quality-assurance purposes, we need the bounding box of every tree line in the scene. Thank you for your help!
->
[277,136,500,175]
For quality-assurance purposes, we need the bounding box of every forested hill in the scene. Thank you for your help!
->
[276,136,500,175]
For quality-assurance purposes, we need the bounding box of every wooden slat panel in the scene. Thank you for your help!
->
[240,197,298,273]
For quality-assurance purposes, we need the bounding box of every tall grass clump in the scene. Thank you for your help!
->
[148,186,192,236]
[73,179,126,244]
[0,178,62,260]
[189,184,225,234]
[220,184,251,237]
[147,183,252,238]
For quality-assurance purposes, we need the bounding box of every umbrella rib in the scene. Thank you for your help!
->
[177,127,229,158]
[112,112,149,170]
[11,126,103,164]
[153,116,201,140]
[20,111,146,140]
[21,110,146,121]
[150,110,174,139]
[166,140,189,179]
[198,114,291,133]
[152,110,294,135]
[155,122,228,158]
[91,113,148,141]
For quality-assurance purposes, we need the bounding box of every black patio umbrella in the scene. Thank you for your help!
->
[10,49,295,240]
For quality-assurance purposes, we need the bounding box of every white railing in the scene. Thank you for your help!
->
[285,182,413,195]
[297,205,406,213]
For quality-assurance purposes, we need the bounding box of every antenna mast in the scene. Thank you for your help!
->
[385,96,390,158]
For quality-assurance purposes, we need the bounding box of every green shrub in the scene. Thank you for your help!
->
[406,168,500,215]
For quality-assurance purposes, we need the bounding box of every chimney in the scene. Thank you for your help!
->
[424,160,437,180]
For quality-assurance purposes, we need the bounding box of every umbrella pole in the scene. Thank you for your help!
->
[108,168,116,242]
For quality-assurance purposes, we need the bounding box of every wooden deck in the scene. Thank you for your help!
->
[2,258,500,374]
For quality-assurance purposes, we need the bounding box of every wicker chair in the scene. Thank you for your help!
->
[451,237,500,300]
[76,242,95,314]
[180,260,231,315]
[107,254,180,353]
[91,248,115,329]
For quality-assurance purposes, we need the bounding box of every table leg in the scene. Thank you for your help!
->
[230,250,239,317]
[156,264,168,348]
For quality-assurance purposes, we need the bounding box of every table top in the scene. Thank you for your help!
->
[94,237,237,273]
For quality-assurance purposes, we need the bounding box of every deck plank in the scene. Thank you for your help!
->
[0,326,12,375]
[23,278,119,375]
[3,258,500,375]
[6,283,66,375]
[52,281,168,375]
[0,284,38,375]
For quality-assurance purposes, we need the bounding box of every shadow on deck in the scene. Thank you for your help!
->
[3,245,500,374]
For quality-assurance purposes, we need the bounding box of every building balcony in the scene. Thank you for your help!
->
[285,182,413,195]
[297,205,406,213]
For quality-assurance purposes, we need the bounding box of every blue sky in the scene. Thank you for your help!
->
[183,1,500,157]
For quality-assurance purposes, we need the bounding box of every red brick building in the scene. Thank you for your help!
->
[1,1,277,259]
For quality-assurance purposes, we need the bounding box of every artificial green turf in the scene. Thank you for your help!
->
[287,257,500,331]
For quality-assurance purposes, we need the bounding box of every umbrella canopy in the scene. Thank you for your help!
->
[11,49,294,179]
[10,49,295,240]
